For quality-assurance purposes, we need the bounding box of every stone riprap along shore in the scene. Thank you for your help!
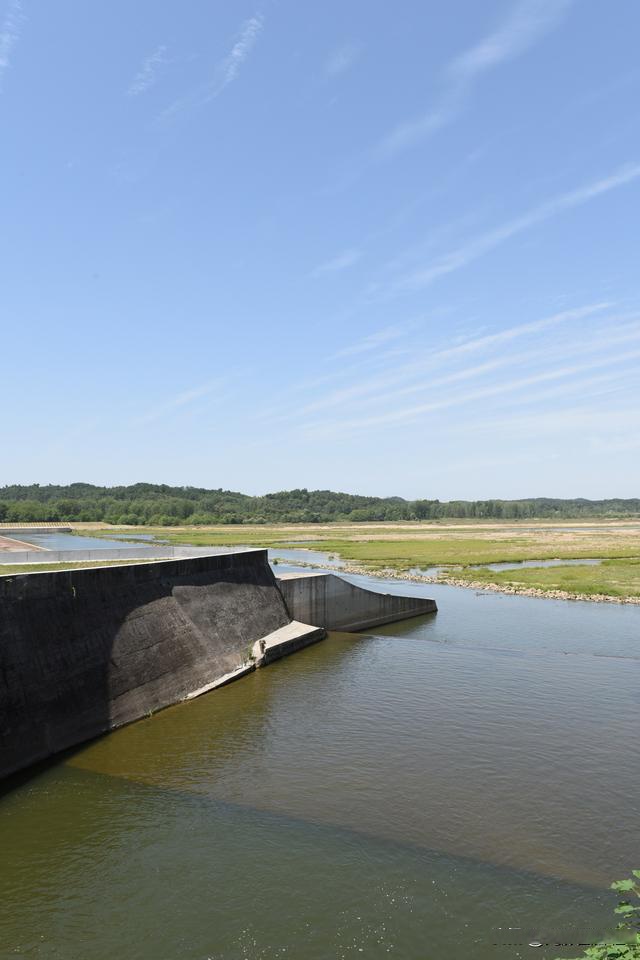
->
[276,557,640,605]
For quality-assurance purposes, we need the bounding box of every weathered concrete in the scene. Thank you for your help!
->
[0,553,437,782]
[185,662,257,698]
[0,550,289,779]
[278,572,437,631]
[0,546,173,564]
[252,620,326,666]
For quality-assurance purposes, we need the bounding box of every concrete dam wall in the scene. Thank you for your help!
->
[0,550,289,780]
[278,572,437,631]
[0,552,436,781]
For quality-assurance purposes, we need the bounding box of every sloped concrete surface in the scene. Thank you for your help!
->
[0,551,289,779]
[278,572,437,632]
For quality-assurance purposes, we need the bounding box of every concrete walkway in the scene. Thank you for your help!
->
[253,620,326,665]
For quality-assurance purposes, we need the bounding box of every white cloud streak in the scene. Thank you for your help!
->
[0,0,23,92]
[311,248,362,277]
[205,14,263,103]
[313,347,640,433]
[469,387,640,437]
[134,379,226,426]
[391,163,640,294]
[376,0,572,159]
[295,303,609,417]
[364,315,640,410]
[159,14,263,120]
[127,45,168,96]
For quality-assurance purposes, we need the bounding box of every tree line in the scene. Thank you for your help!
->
[0,483,638,526]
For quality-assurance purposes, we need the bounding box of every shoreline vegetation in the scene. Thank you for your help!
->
[55,519,640,604]
[269,557,640,605]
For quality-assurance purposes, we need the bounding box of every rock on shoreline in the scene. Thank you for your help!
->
[273,557,640,605]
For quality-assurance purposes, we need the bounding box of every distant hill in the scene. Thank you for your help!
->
[0,484,638,525]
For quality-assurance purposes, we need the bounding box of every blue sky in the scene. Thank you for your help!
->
[2,0,639,499]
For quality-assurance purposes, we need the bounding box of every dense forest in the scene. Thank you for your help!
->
[0,484,638,525]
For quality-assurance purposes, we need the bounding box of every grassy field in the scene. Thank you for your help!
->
[5,520,639,596]
[71,520,640,600]
[0,559,153,576]
[449,558,640,598]
[296,536,640,567]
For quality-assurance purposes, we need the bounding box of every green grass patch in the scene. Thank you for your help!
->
[76,526,294,548]
[74,526,640,597]
[451,558,640,598]
[295,538,640,568]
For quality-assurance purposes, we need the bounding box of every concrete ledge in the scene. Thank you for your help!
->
[0,544,250,566]
[0,526,72,534]
[277,572,437,632]
[253,620,326,666]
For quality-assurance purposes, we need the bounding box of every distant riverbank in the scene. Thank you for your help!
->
[273,555,640,604]
[66,521,640,603]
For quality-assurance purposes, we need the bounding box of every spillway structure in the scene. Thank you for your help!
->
[0,549,436,780]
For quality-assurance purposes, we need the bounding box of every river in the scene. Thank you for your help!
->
[0,549,639,959]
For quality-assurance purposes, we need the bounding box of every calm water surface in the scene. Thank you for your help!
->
[1,562,639,959]
[10,531,145,550]
[269,546,345,568]
[479,558,604,572]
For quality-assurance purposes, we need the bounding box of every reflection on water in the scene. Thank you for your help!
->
[270,547,606,578]
[0,557,639,959]
[10,531,149,550]
[479,558,604,572]
[104,532,166,543]
[268,546,345,569]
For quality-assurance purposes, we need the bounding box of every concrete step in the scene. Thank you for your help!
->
[253,620,326,666]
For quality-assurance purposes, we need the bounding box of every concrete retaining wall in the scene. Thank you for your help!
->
[0,555,437,782]
[0,527,72,534]
[278,572,437,631]
[0,546,174,564]
[0,545,246,565]
[0,550,289,780]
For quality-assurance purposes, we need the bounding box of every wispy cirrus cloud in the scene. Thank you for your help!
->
[127,45,168,96]
[376,0,572,159]
[379,162,640,296]
[213,13,263,98]
[160,14,263,120]
[309,346,640,435]
[134,379,226,426]
[0,0,24,92]
[311,248,362,277]
[324,41,362,78]
[363,315,640,411]
[293,303,610,418]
